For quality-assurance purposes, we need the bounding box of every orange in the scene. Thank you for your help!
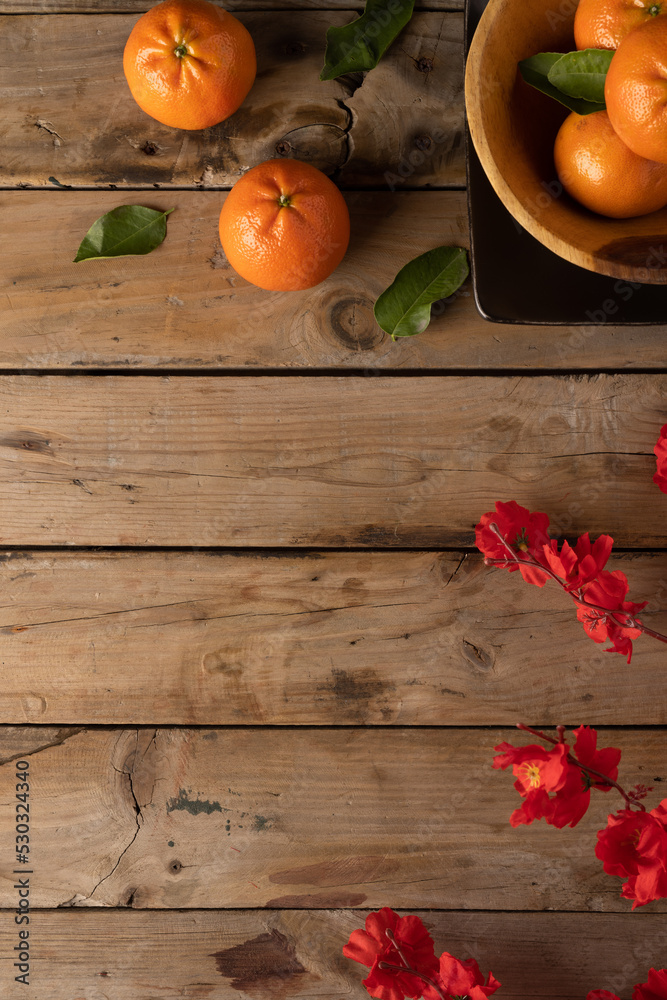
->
[553,109,667,217]
[574,0,665,50]
[123,0,256,131]
[605,16,667,163]
[218,159,351,291]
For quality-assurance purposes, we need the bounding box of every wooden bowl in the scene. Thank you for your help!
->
[465,0,667,284]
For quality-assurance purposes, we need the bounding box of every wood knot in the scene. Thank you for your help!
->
[169,860,183,874]
[461,639,494,670]
[330,297,383,351]
[284,41,306,56]
[141,141,158,155]
[414,134,433,151]
[415,57,433,73]
[274,123,347,172]
[0,431,51,455]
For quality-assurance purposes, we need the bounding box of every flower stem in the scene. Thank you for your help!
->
[633,622,667,645]
[485,525,667,646]
[378,960,450,1000]
[382,930,453,1000]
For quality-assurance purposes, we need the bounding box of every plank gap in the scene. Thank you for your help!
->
[0,368,666,377]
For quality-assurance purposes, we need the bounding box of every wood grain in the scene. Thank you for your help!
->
[2,12,464,188]
[3,189,665,370]
[0,191,471,369]
[1,550,666,726]
[0,909,665,1000]
[5,0,462,9]
[0,374,664,547]
[0,727,664,911]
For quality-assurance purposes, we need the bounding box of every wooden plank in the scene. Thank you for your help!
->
[5,0,463,9]
[1,13,464,188]
[0,909,665,1000]
[1,550,666,726]
[3,190,667,370]
[0,727,664,910]
[0,375,664,547]
[0,191,471,370]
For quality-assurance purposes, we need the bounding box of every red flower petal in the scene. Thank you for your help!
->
[422,952,501,1000]
[572,725,621,790]
[475,501,550,586]
[633,968,667,1000]
[596,804,667,907]
[542,532,614,591]
[344,908,438,1000]
[654,423,667,494]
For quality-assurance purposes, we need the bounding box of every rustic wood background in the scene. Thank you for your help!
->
[1,0,666,997]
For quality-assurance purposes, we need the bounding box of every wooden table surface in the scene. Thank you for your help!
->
[1,0,666,997]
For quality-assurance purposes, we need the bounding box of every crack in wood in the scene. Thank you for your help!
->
[443,552,466,588]
[5,599,212,630]
[122,599,422,630]
[0,727,85,766]
[79,728,157,907]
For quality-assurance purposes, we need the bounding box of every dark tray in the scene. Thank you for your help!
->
[464,0,667,325]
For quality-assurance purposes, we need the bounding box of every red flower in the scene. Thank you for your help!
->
[634,969,667,1000]
[475,501,550,586]
[595,800,667,908]
[343,908,438,1000]
[542,532,613,591]
[422,953,500,1000]
[493,741,571,827]
[576,570,646,663]
[548,726,621,829]
[654,423,667,494]
[588,970,667,1000]
[494,727,621,829]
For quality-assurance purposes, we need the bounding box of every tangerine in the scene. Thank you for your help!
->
[553,109,667,217]
[219,158,350,291]
[605,16,667,163]
[574,0,665,50]
[123,0,256,131]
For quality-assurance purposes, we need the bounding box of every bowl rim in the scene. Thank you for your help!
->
[464,0,667,285]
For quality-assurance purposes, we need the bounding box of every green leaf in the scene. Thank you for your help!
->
[547,48,614,103]
[519,52,606,115]
[74,205,175,262]
[374,246,469,340]
[320,0,415,81]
